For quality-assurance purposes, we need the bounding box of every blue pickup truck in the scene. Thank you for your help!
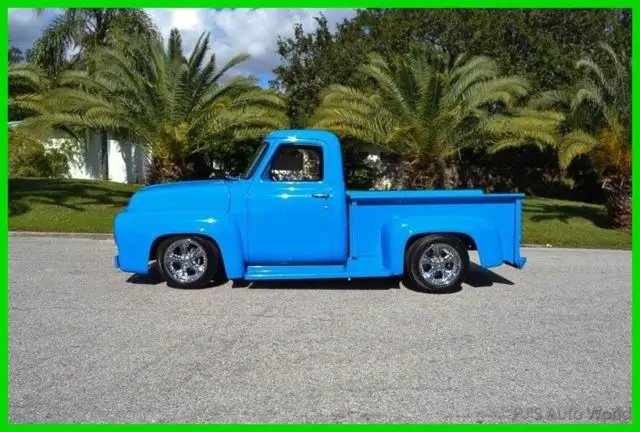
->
[114,129,526,292]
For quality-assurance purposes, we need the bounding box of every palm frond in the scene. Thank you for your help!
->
[575,57,612,97]
[528,90,570,110]
[29,12,80,76]
[9,63,49,91]
[211,53,251,84]
[571,82,603,112]
[558,130,599,169]
[168,28,184,61]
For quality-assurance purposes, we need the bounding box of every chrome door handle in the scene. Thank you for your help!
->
[311,193,331,199]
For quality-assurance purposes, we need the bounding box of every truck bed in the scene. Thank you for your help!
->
[347,189,526,271]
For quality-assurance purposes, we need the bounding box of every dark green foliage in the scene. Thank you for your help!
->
[189,140,264,179]
[272,8,630,201]
[274,9,630,127]
[356,9,629,92]
[271,15,369,126]
[8,129,69,178]
[457,147,604,203]
[341,143,382,190]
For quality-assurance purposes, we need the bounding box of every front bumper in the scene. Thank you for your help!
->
[113,255,120,269]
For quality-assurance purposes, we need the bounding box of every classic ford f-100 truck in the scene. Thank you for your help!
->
[113,129,526,292]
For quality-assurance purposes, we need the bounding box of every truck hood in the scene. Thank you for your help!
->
[127,179,230,213]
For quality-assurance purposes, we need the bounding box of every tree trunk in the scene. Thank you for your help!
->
[431,156,459,190]
[603,174,632,229]
[400,159,434,190]
[99,130,109,181]
[442,160,460,190]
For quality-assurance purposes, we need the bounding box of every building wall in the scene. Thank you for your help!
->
[47,132,150,184]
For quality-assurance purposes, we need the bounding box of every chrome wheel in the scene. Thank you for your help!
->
[162,238,208,284]
[419,242,462,287]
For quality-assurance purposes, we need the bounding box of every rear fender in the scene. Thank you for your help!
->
[381,215,504,274]
[115,211,245,278]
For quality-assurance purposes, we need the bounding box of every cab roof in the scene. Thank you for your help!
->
[265,129,340,145]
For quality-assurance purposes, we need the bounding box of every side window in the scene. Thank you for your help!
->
[268,145,323,182]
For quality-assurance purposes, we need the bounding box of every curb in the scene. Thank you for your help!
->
[9,231,113,240]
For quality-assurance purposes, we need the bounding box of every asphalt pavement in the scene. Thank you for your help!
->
[9,236,631,423]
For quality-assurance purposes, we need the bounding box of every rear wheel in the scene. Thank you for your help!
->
[405,235,469,293]
[157,236,219,289]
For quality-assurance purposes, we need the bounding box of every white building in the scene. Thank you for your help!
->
[10,122,150,184]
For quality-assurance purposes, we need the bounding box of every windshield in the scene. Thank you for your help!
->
[240,141,269,179]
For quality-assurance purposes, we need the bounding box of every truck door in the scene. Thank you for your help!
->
[246,142,346,264]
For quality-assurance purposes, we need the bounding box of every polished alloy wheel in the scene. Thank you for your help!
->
[162,238,208,284]
[419,242,462,286]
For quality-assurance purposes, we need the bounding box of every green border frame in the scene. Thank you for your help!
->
[2,2,636,428]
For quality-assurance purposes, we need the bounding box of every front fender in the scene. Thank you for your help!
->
[381,215,504,274]
[114,210,245,278]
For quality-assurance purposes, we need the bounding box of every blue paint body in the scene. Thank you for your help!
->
[113,130,527,280]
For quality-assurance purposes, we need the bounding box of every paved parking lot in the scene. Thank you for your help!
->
[9,235,631,423]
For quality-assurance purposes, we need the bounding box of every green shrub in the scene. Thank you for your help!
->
[9,128,69,178]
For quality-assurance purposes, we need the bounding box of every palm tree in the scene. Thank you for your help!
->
[568,43,631,228]
[19,30,289,183]
[309,43,530,188]
[31,8,158,77]
[30,8,158,179]
[488,43,631,228]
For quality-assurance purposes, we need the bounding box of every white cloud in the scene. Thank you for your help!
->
[8,8,357,84]
[145,8,357,79]
[9,8,62,51]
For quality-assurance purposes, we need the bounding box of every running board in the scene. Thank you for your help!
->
[245,260,394,280]
[245,265,350,280]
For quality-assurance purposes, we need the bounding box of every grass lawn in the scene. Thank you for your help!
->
[9,178,139,234]
[522,197,630,249]
[9,177,631,249]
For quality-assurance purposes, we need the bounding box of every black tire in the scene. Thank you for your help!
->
[156,236,219,289]
[404,235,470,293]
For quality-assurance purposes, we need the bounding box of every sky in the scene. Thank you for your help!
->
[8,8,357,87]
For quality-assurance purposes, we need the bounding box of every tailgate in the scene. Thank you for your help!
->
[508,197,527,268]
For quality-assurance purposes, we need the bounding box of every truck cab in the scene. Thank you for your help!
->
[240,130,348,265]
[114,129,526,292]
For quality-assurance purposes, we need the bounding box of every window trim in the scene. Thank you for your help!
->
[263,144,324,183]
[241,141,269,179]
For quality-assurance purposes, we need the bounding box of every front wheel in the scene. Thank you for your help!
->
[157,236,219,289]
[405,235,470,293]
